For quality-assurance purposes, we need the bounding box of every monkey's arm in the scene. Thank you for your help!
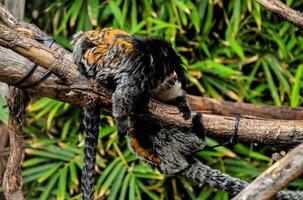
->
[112,81,149,136]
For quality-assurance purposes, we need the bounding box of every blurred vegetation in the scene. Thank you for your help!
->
[0,0,303,199]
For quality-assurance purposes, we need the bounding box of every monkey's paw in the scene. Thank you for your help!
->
[180,106,191,120]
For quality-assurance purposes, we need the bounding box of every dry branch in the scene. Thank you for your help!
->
[256,0,303,29]
[232,143,303,200]
[0,123,8,183]
[0,45,303,146]
[2,88,28,200]
[1,2,303,119]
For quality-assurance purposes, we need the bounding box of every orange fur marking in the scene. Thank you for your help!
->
[82,28,133,67]
[129,134,160,164]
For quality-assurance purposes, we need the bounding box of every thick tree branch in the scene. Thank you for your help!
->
[232,143,303,200]
[1,2,303,120]
[0,123,8,183]
[0,45,303,146]
[256,0,303,29]
[3,88,28,200]
[0,31,303,146]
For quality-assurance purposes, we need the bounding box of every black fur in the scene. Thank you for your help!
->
[73,30,190,136]
[112,37,189,134]
[72,29,191,199]
[131,113,205,174]
[81,107,100,200]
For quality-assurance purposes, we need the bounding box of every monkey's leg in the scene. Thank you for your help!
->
[128,130,160,164]
[191,113,205,141]
[82,107,100,200]
[167,94,191,120]
[112,85,148,137]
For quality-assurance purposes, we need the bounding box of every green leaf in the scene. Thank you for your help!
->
[119,173,130,200]
[69,162,79,193]
[47,102,64,129]
[22,158,48,167]
[130,0,137,29]
[99,162,124,195]
[0,95,8,124]
[202,2,214,37]
[197,186,213,200]
[70,0,84,27]
[37,163,62,183]
[38,173,59,200]
[109,1,124,28]
[57,166,68,200]
[107,167,126,200]
[96,158,120,190]
[291,64,303,107]
[87,0,100,26]
[262,60,281,106]
[28,149,72,161]
[61,119,72,139]
[129,174,136,200]
[192,60,242,78]
[229,37,245,59]
[252,1,262,28]
[234,144,270,161]
[265,56,290,95]
[136,179,160,200]
[23,163,59,176]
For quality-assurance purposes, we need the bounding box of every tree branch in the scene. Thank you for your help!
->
[2,88,29,200]
[1,2,303,120]
[0,123,8,184]
[232,143,303,200]
[256,0,303,29]
[0,45,303,146]
[0,24,303,146]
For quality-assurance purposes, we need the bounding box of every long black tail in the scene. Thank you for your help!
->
[82,107,100,200]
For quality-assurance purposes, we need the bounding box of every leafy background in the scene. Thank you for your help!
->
[1,0,303,199]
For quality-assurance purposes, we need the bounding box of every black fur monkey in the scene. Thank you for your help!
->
[72,28,191,199]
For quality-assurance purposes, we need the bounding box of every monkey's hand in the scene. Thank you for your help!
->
[178,102,191,120]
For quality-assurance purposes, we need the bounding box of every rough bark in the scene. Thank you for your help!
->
[0,45,303,146]
[1,1,25,198]
[0,123,8,182]
[256,0,303,29]
[2,88,28,200]
[232,143,303,200]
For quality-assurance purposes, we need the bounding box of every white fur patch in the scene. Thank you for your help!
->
[151,72,184,102]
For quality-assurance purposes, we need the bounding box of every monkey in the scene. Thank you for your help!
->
[72,28,191,199]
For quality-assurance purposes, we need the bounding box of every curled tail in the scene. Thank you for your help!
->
[82,107,100,200]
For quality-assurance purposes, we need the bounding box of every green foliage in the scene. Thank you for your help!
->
[0,0,302,199]
[0,95,8,124]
